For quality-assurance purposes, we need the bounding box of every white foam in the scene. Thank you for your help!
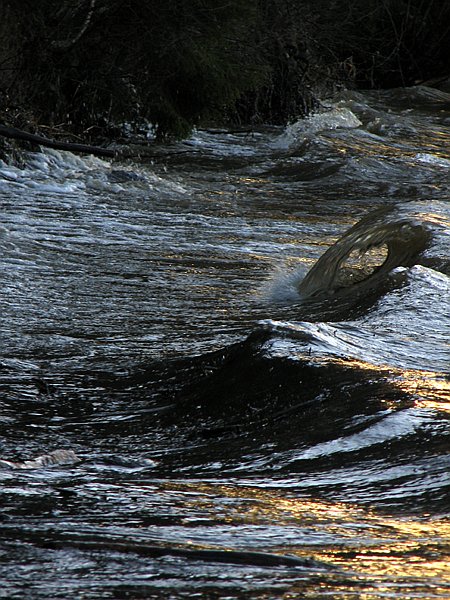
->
[415,153,450,168]
[0,147,189,196]
[278,106,362,148]
[258,262,309,304]
[0,449,80,470]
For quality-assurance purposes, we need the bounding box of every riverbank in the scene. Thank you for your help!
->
[1,1,450,148]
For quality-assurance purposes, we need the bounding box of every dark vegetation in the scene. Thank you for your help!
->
[0,0,449,143]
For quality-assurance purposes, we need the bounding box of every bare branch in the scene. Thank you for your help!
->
[52,0,97,51]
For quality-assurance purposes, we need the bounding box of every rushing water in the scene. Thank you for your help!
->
[0,86,449,598]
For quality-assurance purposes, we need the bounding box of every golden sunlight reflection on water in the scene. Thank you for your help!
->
[159,481,450,597]
[329,356,450,408]
[395,369,450,407]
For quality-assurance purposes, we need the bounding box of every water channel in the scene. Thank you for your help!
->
[1,86,449,598]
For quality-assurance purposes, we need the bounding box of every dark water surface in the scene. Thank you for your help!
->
[1,87,449,598]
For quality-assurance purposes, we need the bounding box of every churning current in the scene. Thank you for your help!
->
[0,86,449,599]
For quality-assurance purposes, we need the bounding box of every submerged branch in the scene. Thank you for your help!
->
[0,124,116,158]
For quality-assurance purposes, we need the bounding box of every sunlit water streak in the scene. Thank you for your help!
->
[0,85,449,598]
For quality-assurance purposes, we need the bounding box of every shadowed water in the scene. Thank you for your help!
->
[0,86,449,598]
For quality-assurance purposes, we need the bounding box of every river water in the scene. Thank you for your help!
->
[0,86,449,598]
